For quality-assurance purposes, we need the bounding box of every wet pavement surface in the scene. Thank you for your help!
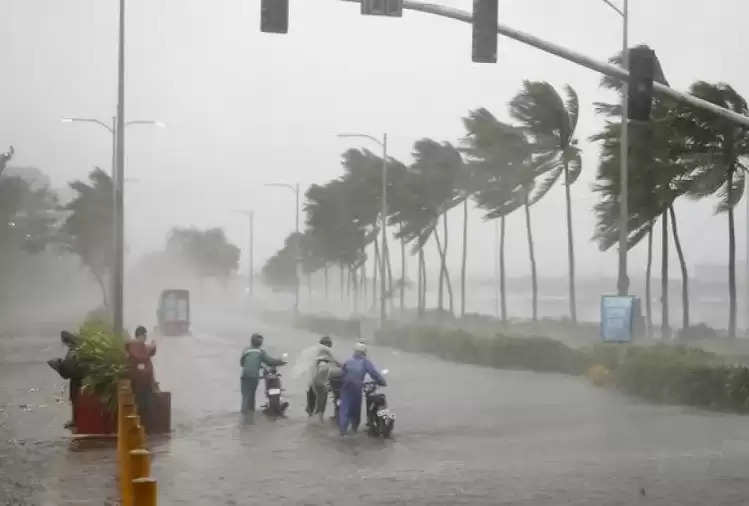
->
[4,323,749,505]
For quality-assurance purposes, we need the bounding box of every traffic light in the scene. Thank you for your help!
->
[472,0,498,63]
[261,0,289,34]
[627,46,655,121]
[361,0,403,17]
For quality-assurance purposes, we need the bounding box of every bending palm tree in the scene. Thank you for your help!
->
[677,81,749,339]
[509,81,582,322]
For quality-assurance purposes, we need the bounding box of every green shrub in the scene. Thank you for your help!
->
[294,314,361,339]
[73,319,128,413]
[376,325,587,375]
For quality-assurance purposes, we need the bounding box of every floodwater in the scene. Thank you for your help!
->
[4,325,749,505]
[151,323,749,505]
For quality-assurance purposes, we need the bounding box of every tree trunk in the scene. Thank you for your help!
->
[461,198,468,318]
[645,222,653,337]
[524,199,538,321]
[418,245,425,317]
[443,212,454,315]
[435,231,444,312]
[500,216,507,322]
[93,269,110,313]
[669,205,690,331]
[351,266,358,314]
[433,225,454,316]
[384,238,394,312]
[324,264,329,300]
[373,239,380,312]
[563,162,577,323]
[728,166,737,338]
[661,210,670,339]
[400,223,406,315]
[339,263,344,302]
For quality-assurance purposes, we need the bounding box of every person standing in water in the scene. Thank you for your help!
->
[306,336,341,421]
[338,342,386,436]
[239,333,286,415]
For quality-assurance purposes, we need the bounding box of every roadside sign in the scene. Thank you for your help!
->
[601,295,638,342]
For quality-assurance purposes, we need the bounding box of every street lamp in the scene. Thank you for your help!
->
[265,183,301,317]
[337,132,388,328]
[61,116,164,333]
[233,209,255,298]
[600,0,630,296]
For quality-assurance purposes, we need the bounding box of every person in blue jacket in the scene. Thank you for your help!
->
[338,342,386,436]
[240,333,286,414]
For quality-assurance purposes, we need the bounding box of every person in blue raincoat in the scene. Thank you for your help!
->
[240,333,286,414]
[338,342,386,435]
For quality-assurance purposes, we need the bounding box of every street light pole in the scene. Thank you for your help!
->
[600,0,629,296]
[114,0,126,336]
[337,132,388,328]
[618,0,630,296]
[380,134,388,327]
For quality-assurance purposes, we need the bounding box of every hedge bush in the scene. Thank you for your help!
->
[294,315,749,413]
[293,314,361,340]
[375,325,588,375]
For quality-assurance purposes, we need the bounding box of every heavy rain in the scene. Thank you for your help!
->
[3,1,749,505]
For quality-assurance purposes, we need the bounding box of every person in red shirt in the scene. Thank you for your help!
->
[125,326,157,431]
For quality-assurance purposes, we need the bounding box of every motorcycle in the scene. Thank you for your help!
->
[364,369,395,438]
[328,373,343,421]
[261,354,289,418]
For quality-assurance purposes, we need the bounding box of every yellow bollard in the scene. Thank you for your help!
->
[129,449,151,492]
[122,415,142,506]
[132,477,157,506]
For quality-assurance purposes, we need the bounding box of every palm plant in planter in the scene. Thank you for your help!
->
[73,319,128,413]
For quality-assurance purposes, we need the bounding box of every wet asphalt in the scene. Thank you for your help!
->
[146,322,749,505]
[4,324,749,505]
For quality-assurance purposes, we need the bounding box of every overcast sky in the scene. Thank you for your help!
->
[3,0,748,285]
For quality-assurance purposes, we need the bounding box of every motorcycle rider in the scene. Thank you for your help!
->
[338,342,386,436]
[240,333,286,414]
[305,336,341,421]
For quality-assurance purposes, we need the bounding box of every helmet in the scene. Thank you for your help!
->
[250,333,264,347]
[135,326,147,339]
[319,336,332,347]
[354,342,367,355]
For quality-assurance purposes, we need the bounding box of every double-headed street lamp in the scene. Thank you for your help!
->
[337,132,388,328]
[265,183,301,316]
[599,0,630,296]
[61,117,165,181]
[61,115,164,332]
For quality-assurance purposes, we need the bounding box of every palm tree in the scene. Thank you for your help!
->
[592,49,693,335]
[462,108,531,320]
[409,139,463,315]
[509,81,582,322]
[677,82,749,339]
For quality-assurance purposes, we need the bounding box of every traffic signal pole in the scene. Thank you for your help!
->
[618,0,629,296]
[400,0,749,129]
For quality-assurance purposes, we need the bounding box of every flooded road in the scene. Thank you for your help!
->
[149,323,749,505]
[4,326,749,504]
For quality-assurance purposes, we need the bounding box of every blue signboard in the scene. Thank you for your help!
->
[600,295,636,342]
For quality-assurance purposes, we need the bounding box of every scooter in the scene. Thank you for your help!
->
[364,369,395,438]
[261,354,289,418]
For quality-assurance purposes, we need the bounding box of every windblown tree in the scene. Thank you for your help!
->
[262,232,302,291]
[462,108,538,321]
[60,168,114,309]
[509,81,582,322]
[408,139,463,315]
[166,227,240,283]
[591,47,692,336]
[676,82,749,339]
